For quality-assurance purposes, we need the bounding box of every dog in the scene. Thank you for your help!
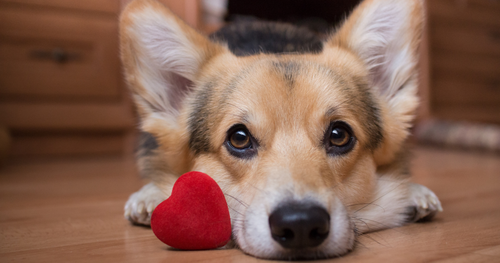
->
[120,0,442,259]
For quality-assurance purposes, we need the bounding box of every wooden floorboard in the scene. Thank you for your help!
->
[1,146,499,262]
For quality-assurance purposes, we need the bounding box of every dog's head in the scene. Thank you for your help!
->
[120,0,424,259]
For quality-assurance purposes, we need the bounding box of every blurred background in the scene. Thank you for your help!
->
[0,0,499,162]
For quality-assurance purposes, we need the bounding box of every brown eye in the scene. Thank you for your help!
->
[230,129,251,149]
[330,127,350,146]
[324,121,356,156]
[225,124,257,159]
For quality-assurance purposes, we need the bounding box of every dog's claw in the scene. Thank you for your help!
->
[421,200,428,210]
[147,203,155,214]
[407,183,442,222]
[124,208,131,219]
[137,203,145,214]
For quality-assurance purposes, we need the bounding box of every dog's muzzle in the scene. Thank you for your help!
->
[269,202,330,249]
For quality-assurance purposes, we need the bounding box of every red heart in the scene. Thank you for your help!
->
[151,171,231,250]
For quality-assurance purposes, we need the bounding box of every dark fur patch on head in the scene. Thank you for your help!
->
[210,21,323,56]
[188,82,214,154]
[222,67,252,100]
[312,64,382,150]
[329,72,383,151]
[272,61,301,88]
[136,132,159,157]
[352,77,384,150]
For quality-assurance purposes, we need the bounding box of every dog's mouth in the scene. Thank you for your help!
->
[232,199,355,260]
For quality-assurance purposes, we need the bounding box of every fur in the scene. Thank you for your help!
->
[120,0,442,259]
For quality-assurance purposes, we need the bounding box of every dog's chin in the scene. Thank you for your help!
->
[238,236,355,260]
[232,199,356,260]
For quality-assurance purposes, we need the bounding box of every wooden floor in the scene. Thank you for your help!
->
[1,146,499,262]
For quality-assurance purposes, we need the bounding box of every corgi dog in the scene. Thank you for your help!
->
[120,0,442,259]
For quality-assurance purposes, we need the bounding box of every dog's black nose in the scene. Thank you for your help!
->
[269,203,330,249]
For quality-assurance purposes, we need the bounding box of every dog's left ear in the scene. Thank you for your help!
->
[328,0,425,165]
[120,0,225,124]
[120,0,228,174]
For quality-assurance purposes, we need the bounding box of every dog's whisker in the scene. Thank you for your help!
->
[353,217,387,228]
[224,193,249,208]
[352,217,372,233]
[359,233,387,248]
[353,224,360,237]
[354,239,368,250]
[228,207,244,216]
[369,231,392,247]
[353,181,406,213]
[355,217,405,234]
[346,202,386,212]
[243,181,267,195]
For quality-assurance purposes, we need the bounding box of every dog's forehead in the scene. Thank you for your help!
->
[221,56,362,120]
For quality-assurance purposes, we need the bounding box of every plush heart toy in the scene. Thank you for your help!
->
[151,171,231,250]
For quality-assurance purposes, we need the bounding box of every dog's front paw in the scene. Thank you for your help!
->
[406,183,443,223]
[124,182,167,225]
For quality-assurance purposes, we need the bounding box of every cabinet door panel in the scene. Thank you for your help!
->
[428,0,500,28]
[0,102,135,131]
[0,0,119,14]
[0,5,120,100]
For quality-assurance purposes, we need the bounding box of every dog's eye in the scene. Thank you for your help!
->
[325,121,356,155]
[230,129,251,149]
[330,127,350,147]
[225,124,257,159]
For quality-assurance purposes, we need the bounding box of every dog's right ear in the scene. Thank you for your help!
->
[326,0,425,165]
[120,0,225,127]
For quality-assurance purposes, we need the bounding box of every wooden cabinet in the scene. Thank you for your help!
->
[0,0,120,14]
[0,0,205,158]
[11,0,486,157]
[0,4,120,99]
[0,0,135,157]
[426,0,500,124]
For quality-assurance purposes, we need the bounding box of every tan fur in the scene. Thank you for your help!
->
[329,0,425,166]
[121,0,441,259]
